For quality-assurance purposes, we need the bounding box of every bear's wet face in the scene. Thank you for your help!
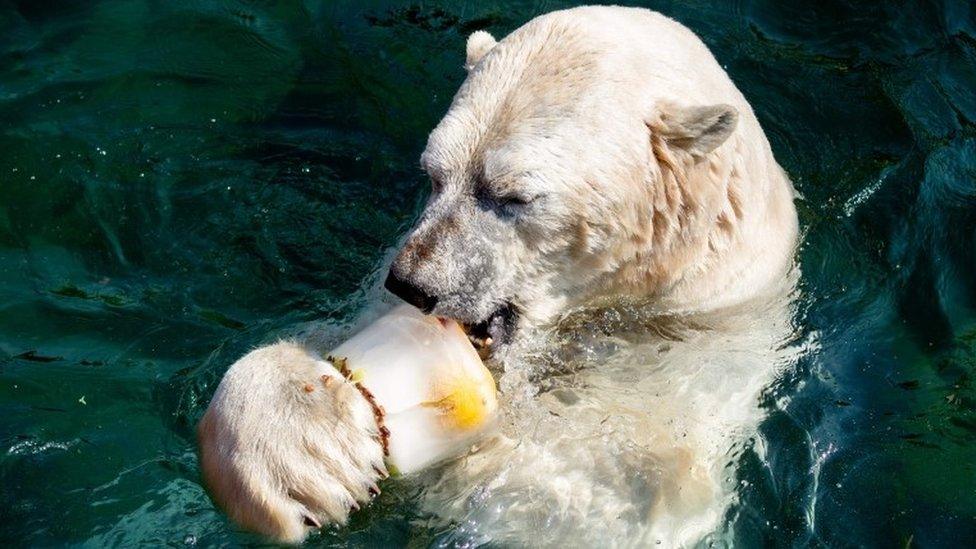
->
[383,16,745,343]
[384,168,541,336]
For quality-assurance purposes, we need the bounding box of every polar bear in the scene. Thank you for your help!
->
[199,6,799,546]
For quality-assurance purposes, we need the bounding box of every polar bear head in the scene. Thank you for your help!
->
[385,10,741,343]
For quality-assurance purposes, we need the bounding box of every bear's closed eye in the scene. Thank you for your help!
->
[496,194,536,207]
[476,188,540,211]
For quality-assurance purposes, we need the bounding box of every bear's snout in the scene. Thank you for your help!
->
[384,267,438,313]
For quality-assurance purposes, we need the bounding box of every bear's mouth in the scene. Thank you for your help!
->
[461,302,518,357]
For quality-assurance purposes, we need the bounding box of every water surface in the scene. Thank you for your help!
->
[1,1,975,546]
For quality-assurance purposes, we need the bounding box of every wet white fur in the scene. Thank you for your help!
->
[199,6,800,546]
[198,343,387,542]
[392,6,797,328]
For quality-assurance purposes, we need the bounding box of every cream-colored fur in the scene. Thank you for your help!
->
[199,6,800,546]
[198,342,387,542]
[391,6,797,328]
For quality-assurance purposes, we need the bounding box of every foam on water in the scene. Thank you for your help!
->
[341,272,806,547]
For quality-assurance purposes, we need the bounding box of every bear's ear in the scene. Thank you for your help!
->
[655,103,738,158]
[465,30,497,71]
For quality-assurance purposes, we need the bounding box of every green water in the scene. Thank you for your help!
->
[1,0,975,546]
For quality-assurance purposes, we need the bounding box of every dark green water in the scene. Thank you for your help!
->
[1,1,975,546]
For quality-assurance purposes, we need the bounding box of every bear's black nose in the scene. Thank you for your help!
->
[384,270,438,313]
